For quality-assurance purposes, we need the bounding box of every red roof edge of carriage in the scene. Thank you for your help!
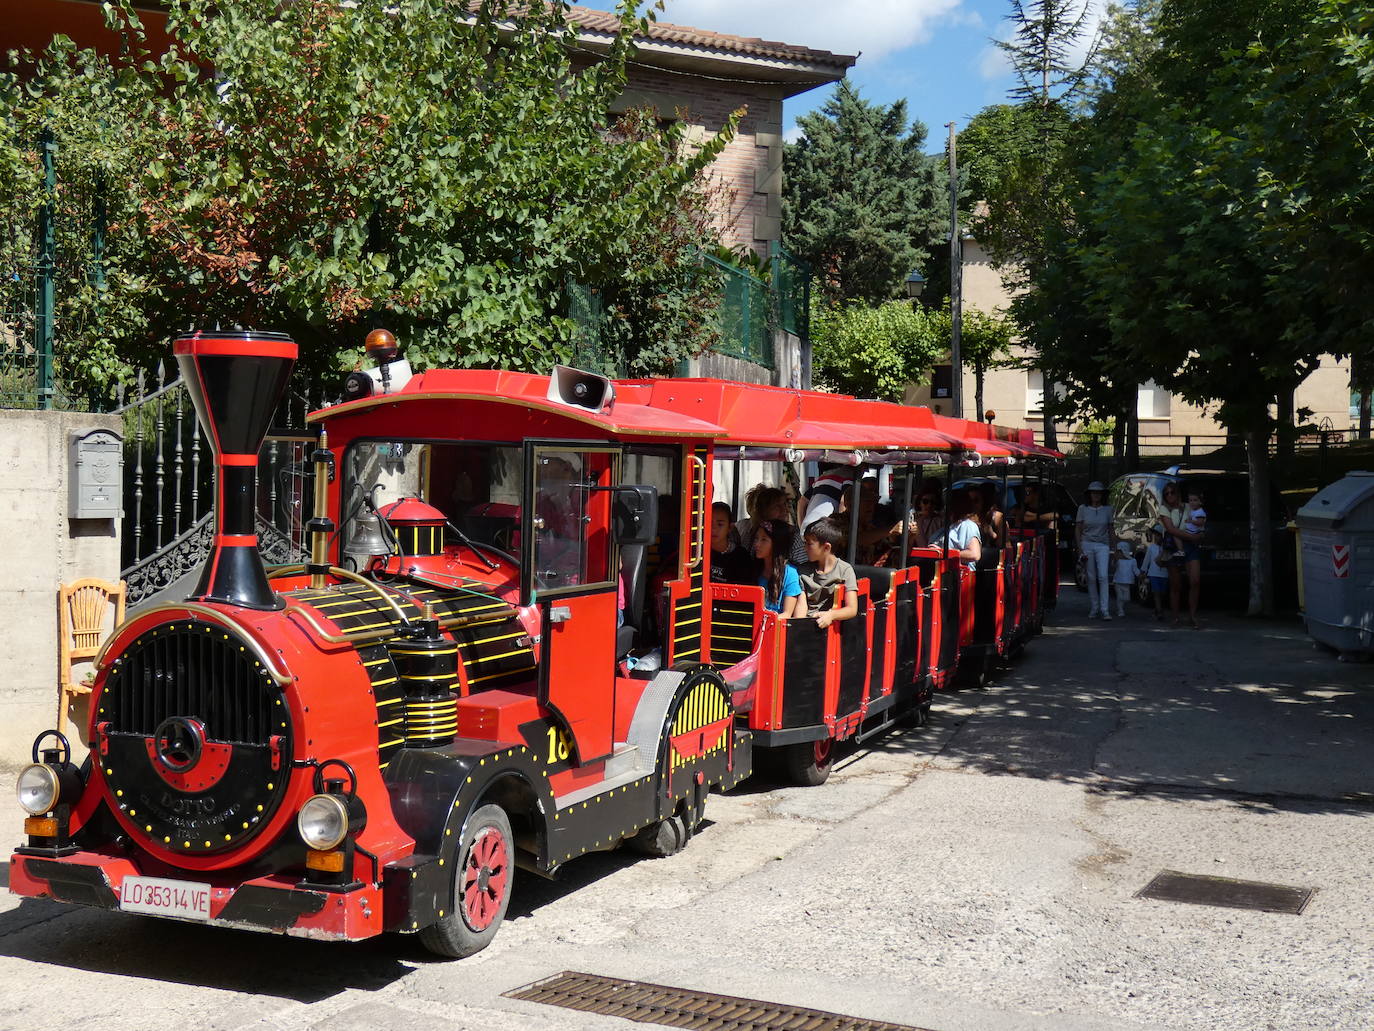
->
[311,369,1062,457]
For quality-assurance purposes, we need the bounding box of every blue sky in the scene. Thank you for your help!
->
[572,1,1104,149]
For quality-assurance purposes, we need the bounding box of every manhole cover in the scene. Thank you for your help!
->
[1136,870,1314,914]
[505,971,935,1031]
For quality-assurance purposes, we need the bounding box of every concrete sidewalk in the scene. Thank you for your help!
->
[0,588,1369,1031]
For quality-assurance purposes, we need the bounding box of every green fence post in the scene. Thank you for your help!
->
[36,129,56,409]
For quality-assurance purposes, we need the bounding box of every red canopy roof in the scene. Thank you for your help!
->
[314,369,1063,461]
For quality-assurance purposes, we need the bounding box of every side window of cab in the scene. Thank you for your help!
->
[530,448,616,595]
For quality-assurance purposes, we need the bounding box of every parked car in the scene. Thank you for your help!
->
[950,476,1079,583]
[1109,466,1294,603]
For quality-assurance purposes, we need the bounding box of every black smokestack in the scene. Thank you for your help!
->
[174,330,298,610]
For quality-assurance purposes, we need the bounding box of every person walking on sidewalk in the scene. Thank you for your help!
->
[1111,540,1137,618]
[1142,526,1170,620]
[1076,481,1115,620]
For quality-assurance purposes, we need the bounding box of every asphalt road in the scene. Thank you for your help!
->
[1,589,1371,1031]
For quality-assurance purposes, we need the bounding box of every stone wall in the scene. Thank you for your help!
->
[0,410,122,766]
[612,67,786,260]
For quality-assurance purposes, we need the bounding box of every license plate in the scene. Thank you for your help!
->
[119,875,212,921]
[1213,549,1250,561]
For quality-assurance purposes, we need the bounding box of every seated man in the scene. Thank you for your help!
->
[797,517,860,630]
[800,465,855,530]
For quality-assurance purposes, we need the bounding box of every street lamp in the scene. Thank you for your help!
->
[905,270,926,303]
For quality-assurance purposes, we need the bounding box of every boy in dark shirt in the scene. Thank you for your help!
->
[709,502,755,585]
[797,517,859,630]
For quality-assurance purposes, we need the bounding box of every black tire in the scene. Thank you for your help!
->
[419,804,514,959]
[785,737,834,787]
[627,809,693,857]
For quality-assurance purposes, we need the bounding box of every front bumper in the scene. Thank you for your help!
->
[9,850,384,941]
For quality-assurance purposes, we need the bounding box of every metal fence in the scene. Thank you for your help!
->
[1056,429,1372,502]
[703,252,774,369]
[1,129,107,411]
[769,242,810,342]
[1,131,56,408]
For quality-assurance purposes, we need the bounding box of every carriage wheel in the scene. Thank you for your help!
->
[785,736,834,787]
[419,804,514,958]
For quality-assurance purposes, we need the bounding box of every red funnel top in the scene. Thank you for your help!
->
[174,331,298,610]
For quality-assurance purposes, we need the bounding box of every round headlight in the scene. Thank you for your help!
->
[297,794,349,850]
[17,764,59,816]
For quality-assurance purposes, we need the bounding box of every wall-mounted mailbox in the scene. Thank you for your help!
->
[69,429,123,520]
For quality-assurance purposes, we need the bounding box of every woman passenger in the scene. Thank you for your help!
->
[909,478,945,548]
[753,519,806,618]
[738,484,808,564]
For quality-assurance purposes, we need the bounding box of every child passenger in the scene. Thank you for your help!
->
[797,518,859,630]
[753,519,805,618]
[710,502,755,585]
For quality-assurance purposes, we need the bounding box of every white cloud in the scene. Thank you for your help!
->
[977,43,1009,81]
[783,125,805,144]
[658,0,966,61]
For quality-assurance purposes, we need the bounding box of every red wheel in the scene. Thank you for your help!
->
[785,736,834,786]
[420,804,514,958]
[460,825,510,932]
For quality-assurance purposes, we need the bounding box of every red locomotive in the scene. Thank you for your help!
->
[11,330,1061,956]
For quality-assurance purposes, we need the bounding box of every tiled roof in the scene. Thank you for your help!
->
[567,6,856,68]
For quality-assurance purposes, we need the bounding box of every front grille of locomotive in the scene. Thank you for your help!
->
[97,620,292,855]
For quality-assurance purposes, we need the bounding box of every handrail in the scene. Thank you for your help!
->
[275,564,509,644]
[687,454,707,570]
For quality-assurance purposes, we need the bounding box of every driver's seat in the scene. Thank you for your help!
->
[617,541,648,658]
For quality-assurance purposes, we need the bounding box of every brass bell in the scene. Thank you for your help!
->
[342,510,390,570]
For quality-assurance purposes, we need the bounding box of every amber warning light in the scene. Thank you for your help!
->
[344,328,412,401]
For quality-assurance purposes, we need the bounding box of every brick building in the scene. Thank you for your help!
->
[7,2,854,261]
[566,8,853,258]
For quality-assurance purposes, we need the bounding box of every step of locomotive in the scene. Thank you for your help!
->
[554,743,644,811]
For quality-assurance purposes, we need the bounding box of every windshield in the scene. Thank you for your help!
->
[342,441,523,567]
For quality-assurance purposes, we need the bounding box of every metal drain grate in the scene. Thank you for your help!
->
[504,971,935,1031]
[1136,870,1314,914]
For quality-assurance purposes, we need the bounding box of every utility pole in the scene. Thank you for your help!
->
[946,121,963,421]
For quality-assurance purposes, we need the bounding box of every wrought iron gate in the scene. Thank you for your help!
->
[115,365,323,605]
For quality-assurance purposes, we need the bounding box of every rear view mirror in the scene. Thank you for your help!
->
[614,485,658,546]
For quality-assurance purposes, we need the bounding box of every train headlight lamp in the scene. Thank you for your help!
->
[297,793,350,851]
[17,764,60,816]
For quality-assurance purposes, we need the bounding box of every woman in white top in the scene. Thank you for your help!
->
[1075,481,1115,620]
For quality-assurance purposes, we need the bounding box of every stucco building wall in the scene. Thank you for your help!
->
[0,411,122,766]
[907,237,1354,438]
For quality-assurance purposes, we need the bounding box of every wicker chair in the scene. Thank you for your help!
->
[57,578,126,736]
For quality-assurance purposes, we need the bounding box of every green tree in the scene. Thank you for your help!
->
[0,0,737,400]
[975,1,1101,450]
[1039,0,1374,614]
[960,305,1016,422]
[810,300,947,402]
[955,104,1036,209]
[783,80,944,306]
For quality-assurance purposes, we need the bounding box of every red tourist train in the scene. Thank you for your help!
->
[11,330,1062,957]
